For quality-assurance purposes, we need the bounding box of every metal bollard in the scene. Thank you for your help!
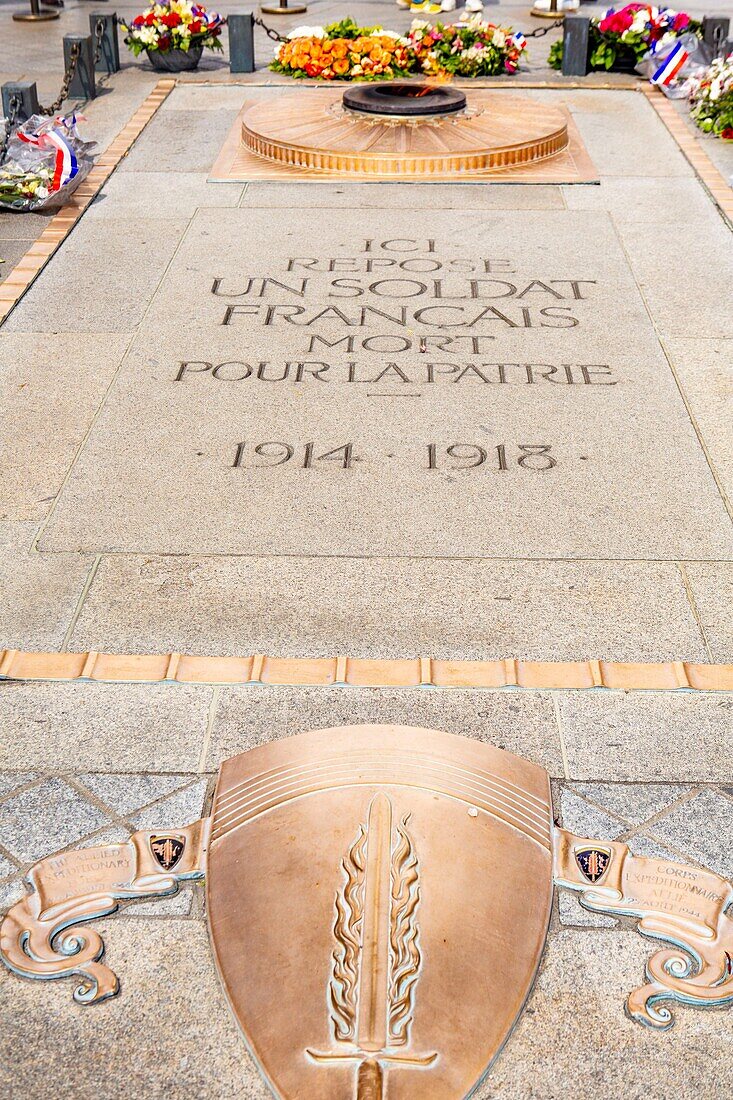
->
[2,81,41,123]
[561,16,591,76]
[64,34,97,100]
[90,12,121,73]
[260,0,307,17]
[229,13,256,73]
[12,0,59,23]
[702,16,730,57]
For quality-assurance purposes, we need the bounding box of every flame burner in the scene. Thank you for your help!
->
[239,92,575,179]
[342,82,467,118]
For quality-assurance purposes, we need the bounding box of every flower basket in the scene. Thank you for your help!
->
[121,1,224,64]
[406,16,527,77]
[146,44,203,70]
[548,3,700,74]
[610,47,641,72]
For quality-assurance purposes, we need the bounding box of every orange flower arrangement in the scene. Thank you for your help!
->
[272,20,414,81]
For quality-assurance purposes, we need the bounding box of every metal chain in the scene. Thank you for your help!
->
[39,41,80,116]
[524,18,564,38]
[93,18,106,65]
[253,16,287,43]
[0,93,21,164]
[254,15,561,43]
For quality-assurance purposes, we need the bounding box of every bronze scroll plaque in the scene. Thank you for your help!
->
[206,724,553,1099]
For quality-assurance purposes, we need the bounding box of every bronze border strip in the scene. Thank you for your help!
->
[0,78,176,327]
[0,650,731,690]
[641,85,733,223]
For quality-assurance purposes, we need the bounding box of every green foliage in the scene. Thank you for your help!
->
[323,18,380,38]
[548,40,563,71]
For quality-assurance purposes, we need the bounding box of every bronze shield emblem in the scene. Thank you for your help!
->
[206,724,553,1099]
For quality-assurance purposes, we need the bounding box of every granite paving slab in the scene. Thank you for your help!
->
[239,181,567,210]
[559,788,627,839]
[0,522,93,650]
[66,555,709,662]
[557,891,618,928]
[0,212,52,241]
[685,562,733,662]
[1,217,191,334]
[662,337,733,506]
[479,930,726,1099]
[647,788,733,878]
[566,93,693,178]
[206,684,563,775]
[0,777,110,864]
[85,171,245,221]
[129,777,209,830]
[559,690,733,783]
[567,781,691,825]
[119,107,244,174]
[561,177,723,221]
[0,332,130,523]
[75,772,199,817]
[0,918,262,1099]
[0,682,213,772]
[613,218,733,340]
[0,239,34,286]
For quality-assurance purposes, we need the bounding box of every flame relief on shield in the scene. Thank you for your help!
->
[307,792,436,1095]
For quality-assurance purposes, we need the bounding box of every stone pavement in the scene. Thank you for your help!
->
[1,2,732,1096]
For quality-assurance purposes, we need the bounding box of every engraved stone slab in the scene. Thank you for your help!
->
[38,209,732,559]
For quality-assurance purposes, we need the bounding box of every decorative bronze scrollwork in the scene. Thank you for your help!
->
[554,828,733,1029]
[0,820,207,1003]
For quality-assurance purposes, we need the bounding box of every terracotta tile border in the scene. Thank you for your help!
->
[0,79,176,326]
[0,650,731,690]
[642,85,733,222]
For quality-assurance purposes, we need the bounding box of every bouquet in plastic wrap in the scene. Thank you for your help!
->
[688,53,733,137]
[0,114,95,212]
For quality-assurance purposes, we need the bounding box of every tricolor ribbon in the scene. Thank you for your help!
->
[512,31,527,49]
[650,39,689,86]
[16,123,79,193]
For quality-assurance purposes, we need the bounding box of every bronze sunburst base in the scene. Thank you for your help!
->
[211,91,598,184]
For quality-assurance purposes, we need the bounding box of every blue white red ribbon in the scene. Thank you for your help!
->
[17,122,79,193]
[513,31,527,49]
[650,40,689,86]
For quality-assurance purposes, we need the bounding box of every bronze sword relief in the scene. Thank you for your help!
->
[306,793,437,1099]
